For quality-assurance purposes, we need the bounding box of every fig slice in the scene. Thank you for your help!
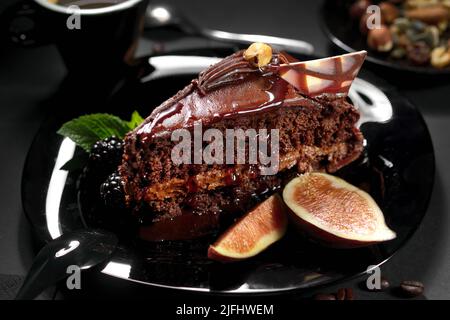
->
[282,173,396,248]
[208,194,288,262]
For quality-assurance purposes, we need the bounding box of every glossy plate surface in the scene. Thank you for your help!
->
[22,50,434,294]
[321,0,450,75]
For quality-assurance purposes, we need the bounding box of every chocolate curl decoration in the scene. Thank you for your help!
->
[277,51,367,97]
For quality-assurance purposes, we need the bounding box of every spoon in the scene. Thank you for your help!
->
[16,229,118,300]
[145,4,314,55]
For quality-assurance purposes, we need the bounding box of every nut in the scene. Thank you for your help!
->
[444,0,450,9]
[350,0,372,19]
[390,46,407,58]
[393,17,412,33]
[431,46,450,68]
[406,0,441,9]
[360,9,387,35]
[360,13,371,35]
[399,280,425,297]
[243,42,273,68]
[397,34,412,48]
[406,5,449,25]
[410,19,426,33]
[407,41,431,65]
[380,2,400,24]
[426,26,440,47]
[438,20,448,33]
[390,24,400,36]
[367,26,394,52]
[408,26,439,48]
[336,288,355,300]
[314,293,336,300]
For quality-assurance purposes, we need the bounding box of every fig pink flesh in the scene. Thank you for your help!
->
[292,174,378,236]
[211,195,286,254]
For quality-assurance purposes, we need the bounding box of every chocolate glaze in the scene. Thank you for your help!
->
[139,211,221,241]
[198,51,259,92]
[135,50,307,138]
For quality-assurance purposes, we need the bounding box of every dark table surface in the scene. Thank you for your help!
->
[0,0,449,300]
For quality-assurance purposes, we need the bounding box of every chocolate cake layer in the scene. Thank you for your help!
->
[119,49,364,240]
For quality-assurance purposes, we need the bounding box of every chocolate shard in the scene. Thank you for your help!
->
[277,51,367,97]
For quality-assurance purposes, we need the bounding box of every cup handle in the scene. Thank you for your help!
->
[1,0,51,47]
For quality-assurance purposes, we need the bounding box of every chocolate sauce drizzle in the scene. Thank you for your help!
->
[198,51,290,94]
[198,52,258,93]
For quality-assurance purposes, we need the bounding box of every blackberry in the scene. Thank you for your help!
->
[89,136,124,171]
[100,171,125,208]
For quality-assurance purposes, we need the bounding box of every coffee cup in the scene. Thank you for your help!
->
[3,0,149,73]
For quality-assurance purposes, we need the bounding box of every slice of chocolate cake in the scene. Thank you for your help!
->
[119,44,366,241]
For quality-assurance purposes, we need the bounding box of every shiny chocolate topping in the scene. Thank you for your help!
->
[137,50,303,137]
[197,50,289,93]
[198,51,258,93]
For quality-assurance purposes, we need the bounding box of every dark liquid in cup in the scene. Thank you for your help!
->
[55,0,130,9]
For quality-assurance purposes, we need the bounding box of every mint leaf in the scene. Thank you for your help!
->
[57,111,145,153]
[127,111,145,130]
[57,113,130,152]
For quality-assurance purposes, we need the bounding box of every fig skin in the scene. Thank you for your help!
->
[282,173,396,249]
[208,194,288,262]
[286,208,390,249]
[208,246,247,263]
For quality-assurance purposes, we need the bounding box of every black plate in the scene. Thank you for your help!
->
[321,0,450,75]
[21,49,435,294]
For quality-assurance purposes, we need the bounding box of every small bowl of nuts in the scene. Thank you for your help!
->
[322,0,450,74]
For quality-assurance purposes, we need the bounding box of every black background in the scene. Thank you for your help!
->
[0,0,449,300]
